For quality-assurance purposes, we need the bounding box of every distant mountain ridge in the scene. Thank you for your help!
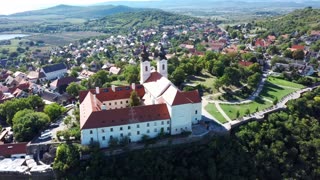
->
[7,4,145,19]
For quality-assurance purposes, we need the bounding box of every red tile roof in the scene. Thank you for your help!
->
[255,38,270,47]
[162,85,201,106]
[79,85,145,103]
[239,61,253,67]
[81,104,170,129]
[291,45,305,51]
[144,72,162,83]
[51,77,79,88]
[0,142,28,157]
[181,90,202,104]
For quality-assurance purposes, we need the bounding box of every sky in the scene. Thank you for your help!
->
[0,0,153,15]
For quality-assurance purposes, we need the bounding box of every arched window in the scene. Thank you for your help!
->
[162,64,165,70]
[145,66,148,72]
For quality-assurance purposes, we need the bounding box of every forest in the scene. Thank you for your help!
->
[53,87,320,179]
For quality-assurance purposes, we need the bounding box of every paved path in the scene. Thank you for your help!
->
[214,101,231,122]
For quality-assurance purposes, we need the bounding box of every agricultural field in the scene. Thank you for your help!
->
[27,31,106,46]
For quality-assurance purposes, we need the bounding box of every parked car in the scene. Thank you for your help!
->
[39,131,52,140]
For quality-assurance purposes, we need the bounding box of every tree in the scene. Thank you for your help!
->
[292,49,304,60]
[273,97,279,105]
[124,65,139,84]
[129,90,140,107]
[12,109,50,142]
[53,144,80,177]
[0,98,31,125]
[283,49,293,58]
[236,110,240,118]
[248,72,262,88]
[245,109,250,115]
[170,67,186,86]
[66,82,86,97]
[70,70,78,78]
[27,95,45,109]
[219,67,241,87]
[44,103,66,122]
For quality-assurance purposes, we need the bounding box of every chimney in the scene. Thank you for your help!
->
[111,85,116,92]
[131,83,135,90]
[96,87,100,94]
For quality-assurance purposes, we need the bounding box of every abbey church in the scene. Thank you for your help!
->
[80,43,202,148]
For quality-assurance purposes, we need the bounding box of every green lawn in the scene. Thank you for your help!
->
[260,82,295,102]
[205,103,228,124]
[187,72,218,94]
[205,78,305,122]
[220,98,272,120]
[267,77,305,89]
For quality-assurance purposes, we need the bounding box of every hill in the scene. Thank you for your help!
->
[75,10,201,33]
[8,4,143,19]
[256,7,320,35]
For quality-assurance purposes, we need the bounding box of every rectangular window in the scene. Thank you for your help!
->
[147,130,150,133]
[101,129,105,133]
[128,126,131,130]
[121,101,123,104]
[161,121,164,125]
[137,124,140,128]
[154,122,157,126]
[120,127,123,131]
[167,121,170,124]
[128,132,131,136]
[90,137,93,141]
[167,127,170,131]
[126,100,129,103]
[147,123,149,127]
[120,133,123,137]
[102,136,105,140]
[110,135,113,139]
[109,103,111,106]
[90,130,93,134]
[115,102,117,105]
[195,110,198,114]
[137,131,140,135]
[154,128,157,132]
[110,128,113,132]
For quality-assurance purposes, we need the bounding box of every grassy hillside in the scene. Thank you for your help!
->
[78,10,201,33]
[256,7,320,35]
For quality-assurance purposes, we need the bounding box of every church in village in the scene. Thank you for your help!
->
[79,44,202,148]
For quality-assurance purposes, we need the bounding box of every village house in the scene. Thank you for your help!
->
[40,63,67,80]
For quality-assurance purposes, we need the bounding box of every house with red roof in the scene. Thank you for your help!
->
[80,44,202,148]
[255,38,270,48]
[0,142,28,158]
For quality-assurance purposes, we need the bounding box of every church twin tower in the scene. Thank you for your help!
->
[140,43,168,84]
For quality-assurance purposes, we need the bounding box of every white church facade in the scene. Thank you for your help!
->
[79,44,202,148]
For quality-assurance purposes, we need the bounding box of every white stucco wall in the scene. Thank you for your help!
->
[191,103,202,124]
[169,104,192,135]
[81,119,170,148]
[157,59,168,78]
[140,61,151,84]
[102,98,130,110]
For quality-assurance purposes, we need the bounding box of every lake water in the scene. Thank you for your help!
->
[0,34,29,41]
